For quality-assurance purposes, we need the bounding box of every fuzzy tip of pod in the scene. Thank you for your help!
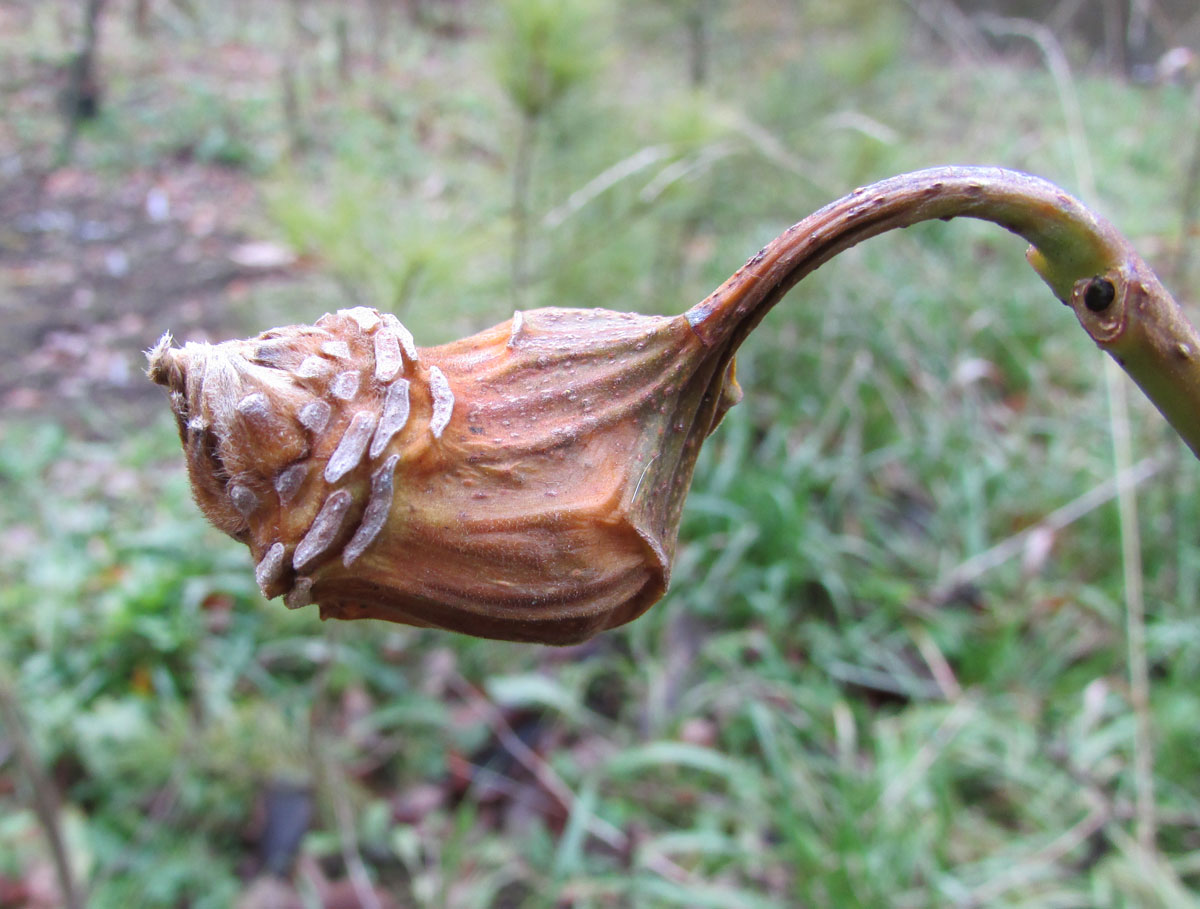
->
[145,332,179,387]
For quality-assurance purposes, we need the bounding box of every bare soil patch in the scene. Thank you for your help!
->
[0,161,297,434]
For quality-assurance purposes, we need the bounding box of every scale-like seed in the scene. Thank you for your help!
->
[237,392,288,437]
[330,370,360,401]
[275,463,307,505]
[341,307,381,333]
[255,542,286,595]
[293,489,353,572]
[324,411,377,483]
[298,399,331,434]
[322,340,351,360]
[428,366,454,439]
[374,329,402,382]
[237,392,272,420]
[296,355,330,379]
[252,343,300,369]
[369,379,410,458]
[343,455,400,566]
[229,484,258,517]
[284,576,313,610]
[235,389,307,463]
[508,311,524,348]
[382,314,419,363]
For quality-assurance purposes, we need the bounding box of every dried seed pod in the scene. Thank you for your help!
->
[149,166,1200,643]
[148,304,740,643]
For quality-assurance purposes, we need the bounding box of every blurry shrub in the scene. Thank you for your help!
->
[492,0,607,300]
[161,89,270,171]
[267,163,461,316]
[491,0,604,121]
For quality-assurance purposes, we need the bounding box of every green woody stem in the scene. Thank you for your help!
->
[686,166,1200,459]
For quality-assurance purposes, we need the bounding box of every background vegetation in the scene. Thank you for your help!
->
[2,0,1200,906]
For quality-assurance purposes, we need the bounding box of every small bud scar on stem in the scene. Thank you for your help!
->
[1084,276,1116,312]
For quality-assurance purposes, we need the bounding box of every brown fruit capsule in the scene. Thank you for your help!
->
[148,306,741,644]
[149,167,1200,643]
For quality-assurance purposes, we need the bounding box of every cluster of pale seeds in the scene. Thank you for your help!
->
[150,306,455,609]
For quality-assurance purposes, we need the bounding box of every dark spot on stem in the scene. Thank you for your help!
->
[1083,277,1116,312]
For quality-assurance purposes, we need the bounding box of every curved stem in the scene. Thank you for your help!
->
[686,166,1200,459]
[0,675,83,909]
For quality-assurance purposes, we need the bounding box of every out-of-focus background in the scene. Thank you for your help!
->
[2,1,1200,906]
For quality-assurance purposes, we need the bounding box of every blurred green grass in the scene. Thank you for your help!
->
[2,0,1200,906]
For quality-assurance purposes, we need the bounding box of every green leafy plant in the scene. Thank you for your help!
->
[493,0,604,302]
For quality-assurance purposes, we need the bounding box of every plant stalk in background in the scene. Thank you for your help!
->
[0,674,82,909]
[493,0,601,305]
[148,166,1200,644]
[57,0,108,166]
